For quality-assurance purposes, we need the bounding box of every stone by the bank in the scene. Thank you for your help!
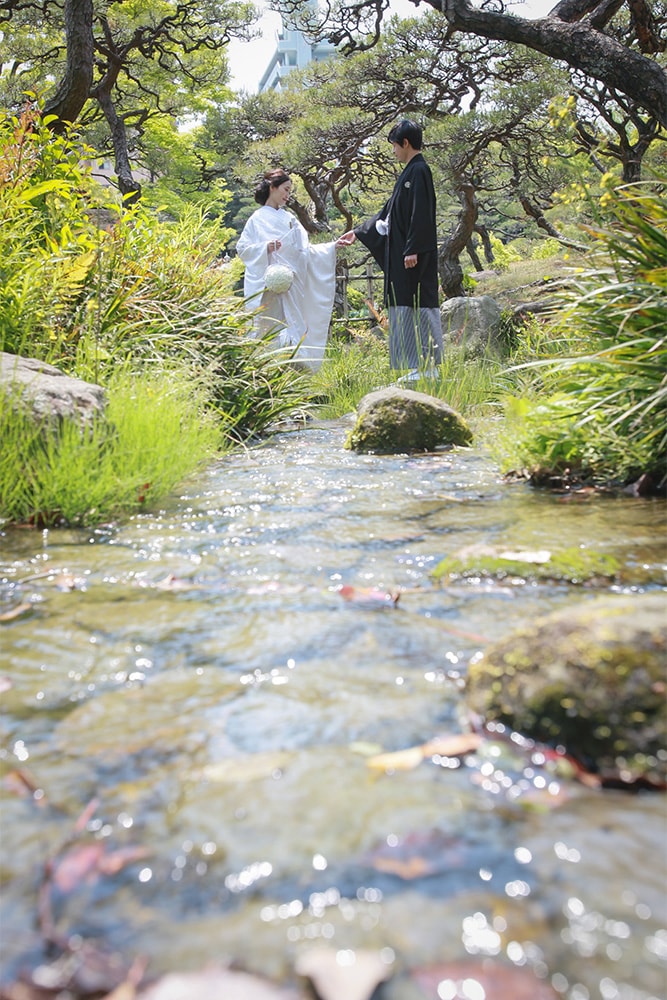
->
[465,593,667,782]
[345,387,473,454]
[1,352,106,429]
[440,295,503,356]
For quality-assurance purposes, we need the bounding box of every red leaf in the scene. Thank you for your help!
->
[338,585,400,607]
[412,959,559,999]
[51,843,106,892]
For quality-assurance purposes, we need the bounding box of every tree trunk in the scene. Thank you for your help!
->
[466,239,483,272]
[439,180,478,299]
[474,224,494,264]
[43,0,94,128]
[94,83,141,205]
[429,0,667,126]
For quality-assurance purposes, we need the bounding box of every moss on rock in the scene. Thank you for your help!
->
[345,387,473,454]
[465,593,667,781]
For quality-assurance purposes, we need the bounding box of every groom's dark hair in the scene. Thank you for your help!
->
[387,120,423,150]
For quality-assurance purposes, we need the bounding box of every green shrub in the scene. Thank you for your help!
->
[496,173,667,487]
[489,234,523,271]
[531,237,561,260]
[0,369,222,528]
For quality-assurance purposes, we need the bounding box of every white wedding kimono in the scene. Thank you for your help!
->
[236,205,337,371]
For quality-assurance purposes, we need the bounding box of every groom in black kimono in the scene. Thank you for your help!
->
[339,120,443,376]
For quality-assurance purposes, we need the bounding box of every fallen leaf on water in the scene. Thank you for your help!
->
[348,741,384,757]
[50,842,151,893]
[136,967,301,999]
[365,829,466,880]
[338,584,400,607]
[152,574,199,592]
[52,572,85,591]
[3,768,48,805]
[411,958,559,999]
[295,946,394,1000]
[367,745,425,772]
[98,845,152,876]
[0,602,33,623]
[421,733,483,758]
[202,751,292,784]
[367,732,482,772]
[50,842,106,892]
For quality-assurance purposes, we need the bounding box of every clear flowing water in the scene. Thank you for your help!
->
[1,417,666,998]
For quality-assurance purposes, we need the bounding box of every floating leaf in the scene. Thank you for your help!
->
[295,946,393,1000]
[0,602,33,623]
[411,958,559,999]
[421,733,483,759]
[367,745,425,772]
[50,842,106,892]
[338,585,400,607]
[367,733,482,772]
[136,967,301,999]
[50,842,150,893]
[3,768,48,805]
[365,829,466,880]
[202,751,292,783]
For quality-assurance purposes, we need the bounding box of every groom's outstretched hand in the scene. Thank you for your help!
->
[336,231,357,247]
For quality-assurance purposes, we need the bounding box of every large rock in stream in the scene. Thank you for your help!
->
[345,387,473,454]
[1,352,106,431]
[465,593,667,783]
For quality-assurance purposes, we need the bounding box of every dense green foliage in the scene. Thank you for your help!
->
[495,174,667,488]
[0,107,314,527]
[0,371,222,527]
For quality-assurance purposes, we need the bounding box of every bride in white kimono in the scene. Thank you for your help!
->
[236,169,352,372]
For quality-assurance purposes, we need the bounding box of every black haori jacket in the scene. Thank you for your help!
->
[354,153,440,310]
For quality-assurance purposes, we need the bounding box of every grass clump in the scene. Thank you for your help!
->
[0,104,315,527]
[492,173,667,490]
[0,370,222,528]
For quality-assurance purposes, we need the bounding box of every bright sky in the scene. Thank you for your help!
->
[227,0,555,93]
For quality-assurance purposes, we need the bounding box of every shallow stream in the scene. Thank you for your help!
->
[1,418,666,999]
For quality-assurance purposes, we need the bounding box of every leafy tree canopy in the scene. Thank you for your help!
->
[0,0,258,201]
[275,0,666,126]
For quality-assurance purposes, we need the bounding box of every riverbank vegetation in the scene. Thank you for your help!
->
[0,107,314,527]
[1,0,665,528]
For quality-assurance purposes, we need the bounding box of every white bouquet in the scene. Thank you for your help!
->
[264,263,294,293]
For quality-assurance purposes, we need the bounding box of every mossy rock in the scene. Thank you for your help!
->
[465,593,667,782]
[345,387,473,454]
[432,543,620,585]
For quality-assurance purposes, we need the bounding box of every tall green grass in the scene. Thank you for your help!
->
[313,329,504,420]
[0,370,223,528]
[493,174,667,488]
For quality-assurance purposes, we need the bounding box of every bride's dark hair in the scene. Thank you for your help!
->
[254,169,291,205]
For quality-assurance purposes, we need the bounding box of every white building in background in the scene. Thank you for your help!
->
[258,19,337,92]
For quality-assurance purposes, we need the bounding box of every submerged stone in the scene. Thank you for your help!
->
[465,593,667,782]
[432,543,620,585]
[345,387,473,454]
